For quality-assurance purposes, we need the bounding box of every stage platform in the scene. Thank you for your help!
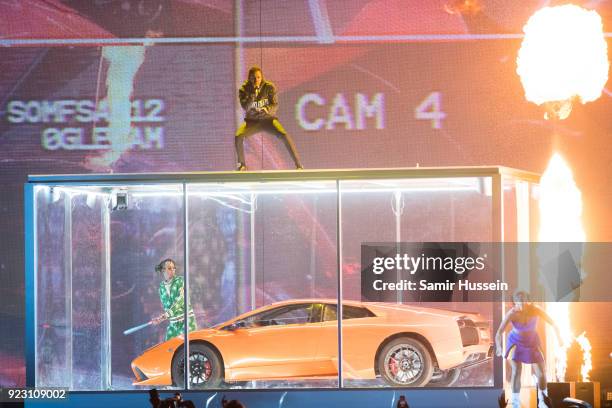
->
[24,387,505,408]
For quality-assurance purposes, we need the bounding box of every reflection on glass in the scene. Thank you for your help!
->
[181,182,338,389]
[111,184,185,390]
[33,173,539,390]
[340,178,495,388]
[36,186,70,388]
[34,184,185,390]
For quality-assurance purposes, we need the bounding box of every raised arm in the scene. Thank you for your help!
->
[495,307,514,356]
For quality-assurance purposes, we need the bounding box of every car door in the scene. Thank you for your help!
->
[315,303,378,379]
[221,303,324,380]
[312,303,340,376]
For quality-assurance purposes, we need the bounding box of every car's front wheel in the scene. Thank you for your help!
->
[171,343,223,388]
[377,337,434,387]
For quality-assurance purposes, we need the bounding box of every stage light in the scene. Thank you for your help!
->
[111,190,129,211]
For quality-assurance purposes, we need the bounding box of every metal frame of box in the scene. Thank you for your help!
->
[25,166,540,390]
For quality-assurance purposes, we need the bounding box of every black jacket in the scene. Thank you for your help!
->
[238,79,279,121]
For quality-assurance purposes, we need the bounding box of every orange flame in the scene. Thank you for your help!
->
[517,5,609,120]
[538,154,591,382]
[575,332,592,382]
[546,302,572,382]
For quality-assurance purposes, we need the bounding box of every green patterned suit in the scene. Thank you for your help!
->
[159,275,197,340]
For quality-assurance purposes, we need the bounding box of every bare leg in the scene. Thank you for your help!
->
[533,361,546,391]
[509,360,523,408]
[533,361,549,407]
[510,360,522,393]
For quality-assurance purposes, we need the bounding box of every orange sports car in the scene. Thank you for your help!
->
[131,299,492,388]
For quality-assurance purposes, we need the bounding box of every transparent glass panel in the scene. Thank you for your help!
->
[185,181,338,389]
[35,183,185,390]
[529,182,540,242]
[501,177,535,297]
[33,173,541,390]
[340,177,495,388]
[110,184,184,390]
[69,187,107,390]
[500,178,542,389]
[502,176,536,243]
[35,185,70,388]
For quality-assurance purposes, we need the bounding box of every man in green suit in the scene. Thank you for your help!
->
[152,259,197,340]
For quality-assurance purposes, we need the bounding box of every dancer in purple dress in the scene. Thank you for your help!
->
[495,291,561,408]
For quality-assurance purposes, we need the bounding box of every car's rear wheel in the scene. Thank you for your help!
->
[171,343,222,388]
[377,337,434,387]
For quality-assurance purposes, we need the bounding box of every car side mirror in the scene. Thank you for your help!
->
[226,321,246,331]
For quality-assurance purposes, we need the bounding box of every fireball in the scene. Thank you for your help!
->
[517,5,609,120]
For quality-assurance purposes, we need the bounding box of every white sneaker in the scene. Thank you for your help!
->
[511,393,521,408]
[538,389,549,408]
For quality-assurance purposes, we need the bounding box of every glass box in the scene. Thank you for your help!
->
[25,167,540,390]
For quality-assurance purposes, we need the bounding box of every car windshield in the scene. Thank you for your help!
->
[322,304,375,321]
[224,303,323,329]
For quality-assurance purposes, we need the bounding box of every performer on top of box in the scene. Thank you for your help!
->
[234,66,303,171]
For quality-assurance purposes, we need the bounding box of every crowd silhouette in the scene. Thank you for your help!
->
[145,388,594,408]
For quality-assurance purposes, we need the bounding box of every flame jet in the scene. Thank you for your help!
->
[538,154,591,382]
[517,5,609,120]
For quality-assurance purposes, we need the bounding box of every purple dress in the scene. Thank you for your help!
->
[505,316,544,364]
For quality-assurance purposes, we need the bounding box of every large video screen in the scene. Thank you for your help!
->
[2,0,612,392]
